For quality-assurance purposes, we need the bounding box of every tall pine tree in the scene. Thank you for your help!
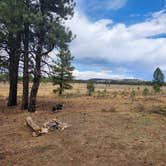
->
[52,48,74,95]
[153,67,164,93]
[0,0,24,106]
[28,0,75,112]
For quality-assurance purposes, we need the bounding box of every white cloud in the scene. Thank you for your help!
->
[67,9,166,68]
[73,69,134,80]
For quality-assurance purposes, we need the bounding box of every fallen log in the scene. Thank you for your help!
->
[26,117,43,137]
[26,117,69,137]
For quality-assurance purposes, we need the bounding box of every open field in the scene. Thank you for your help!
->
[0,83,166,166]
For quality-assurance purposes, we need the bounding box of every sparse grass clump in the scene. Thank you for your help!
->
[101,106,116,113]
[112,91,118,98]
[121,90,129,97]
[137,87,140,91]
[96,89,107,98]
[142,87,149,96]
[153,84,161,94]
[135,104,145,112]
[130,89,136,101]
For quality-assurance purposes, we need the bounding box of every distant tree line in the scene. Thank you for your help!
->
[72,79,157,86]
[0,0,75,112]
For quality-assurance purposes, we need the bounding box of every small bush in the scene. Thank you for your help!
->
[130,89,136,101]
[87,81,95,96]
[153,84,161,93]
[53,89,59,94]
[142,87,149,96]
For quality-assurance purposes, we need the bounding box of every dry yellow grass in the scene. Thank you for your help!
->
[1,82,166,98]
[0,83,166,166]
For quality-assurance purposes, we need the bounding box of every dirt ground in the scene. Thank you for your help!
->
[0,83,166,166]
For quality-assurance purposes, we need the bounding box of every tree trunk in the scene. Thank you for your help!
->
[28,55,41,112]
[22,22,29,110]
[7,33,21,106]
[59,82,63,95]
[8,58,19,106]
[28,0,44,112]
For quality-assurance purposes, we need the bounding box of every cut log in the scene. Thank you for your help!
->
[26,116,42,136]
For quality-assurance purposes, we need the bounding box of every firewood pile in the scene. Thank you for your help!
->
[26,116,70,137]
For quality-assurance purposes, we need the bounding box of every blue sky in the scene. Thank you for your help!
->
[67,0,166,80]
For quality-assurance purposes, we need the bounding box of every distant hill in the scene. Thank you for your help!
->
[36,76,153,85]
[74,78,152,85]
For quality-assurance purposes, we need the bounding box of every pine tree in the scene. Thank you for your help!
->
[153,67,164,85]
[0,0,25,106]
[22,0,31,110]
[0,0,75,111]
[87,81,95,96]
[28,0,75,112]
[52,48,74,95]
[153,67,164,93]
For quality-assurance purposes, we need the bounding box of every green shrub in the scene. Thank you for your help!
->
[87,81,95,96]
[130,89,136,101]
[142,87,149,96]
[153,84,161,93]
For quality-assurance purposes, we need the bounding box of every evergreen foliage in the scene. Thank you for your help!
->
[52,48,74,95]
[0,0,75,111]
[87,81,95,96]
[142,87,149,96]
[153,67,164,93]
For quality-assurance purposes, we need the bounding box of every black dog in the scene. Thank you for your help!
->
[52,104,63,113]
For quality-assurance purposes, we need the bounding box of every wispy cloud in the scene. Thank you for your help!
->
[105,0,128,10]
[73,69,134,80]
[76,0,128,11]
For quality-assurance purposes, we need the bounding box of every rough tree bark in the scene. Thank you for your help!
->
[7,33,21,106]
[28,0,45,112]
[22,21,29,110]
[28,54,41,112]
[59,82,63,95]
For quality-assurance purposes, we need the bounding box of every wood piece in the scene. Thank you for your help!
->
[26,117,41,136]
[42,118,70,131]
[26,117,70,137]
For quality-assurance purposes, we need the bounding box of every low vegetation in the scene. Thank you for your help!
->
[0,83,166,165]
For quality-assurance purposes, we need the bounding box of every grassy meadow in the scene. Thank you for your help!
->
[0,82,166,165]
